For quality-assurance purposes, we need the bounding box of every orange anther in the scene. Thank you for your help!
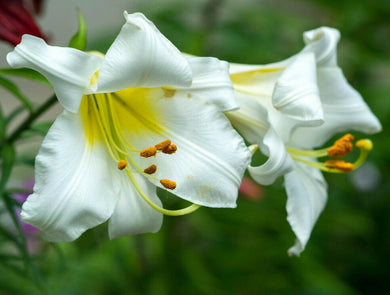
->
[327,134,354,158]
[140,146,157,158]
[117,160,127,170]
[144,164,157,175]
[160,179,176,190]
[325,160,354,172]
[162,144,177,154]
[155,139,171,151]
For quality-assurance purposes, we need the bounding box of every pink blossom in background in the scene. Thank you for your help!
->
[239,177,264,201]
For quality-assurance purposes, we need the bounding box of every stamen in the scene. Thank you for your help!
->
[155,139,171,150]
[162,144,177,154]
[327,133,354,157]
[160,179,177,190]
[140,146,157,157]
[117,160,127,170]
[144,164,157,175]
[126,169,200,216]
[325,160,354,172]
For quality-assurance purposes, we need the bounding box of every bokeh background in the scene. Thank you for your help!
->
[0,0,389,294]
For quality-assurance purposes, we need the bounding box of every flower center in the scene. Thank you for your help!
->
[286,133,373,173]
[80,89,200,216]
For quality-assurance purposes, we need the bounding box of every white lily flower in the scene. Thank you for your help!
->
[7,12,251,242]
[227,27,382,256]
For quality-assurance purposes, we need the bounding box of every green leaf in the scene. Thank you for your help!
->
[17,121,53,140]
[0,75,33,112]
[6,106,26,125]
[0,68,50,86]
[0,143,15,191]
[0,103,5,140]
[69,9,87,50]
[15,155,35,166]
[30,121,53,136]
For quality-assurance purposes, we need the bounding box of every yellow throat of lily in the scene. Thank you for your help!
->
[80,89,201,217]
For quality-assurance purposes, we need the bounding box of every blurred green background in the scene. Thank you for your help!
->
[1,0,390,294]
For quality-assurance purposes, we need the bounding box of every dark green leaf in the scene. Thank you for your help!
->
[0,143,15,191]
[0,75,33,112]
[6,106,26,125]
[30,121,53,136]
[0,103,5,140]
[0,68,50,86]
[16,121,53,140]
[15,155,35,166]
[69,9,87,50]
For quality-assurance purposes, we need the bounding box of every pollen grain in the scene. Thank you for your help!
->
[163,88,176,98]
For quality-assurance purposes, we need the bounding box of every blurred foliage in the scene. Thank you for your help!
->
[1,0,390,294]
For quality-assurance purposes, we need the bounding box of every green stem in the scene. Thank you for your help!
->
[6,94,57,144]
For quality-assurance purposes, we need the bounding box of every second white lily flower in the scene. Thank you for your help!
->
[227,27,382,256]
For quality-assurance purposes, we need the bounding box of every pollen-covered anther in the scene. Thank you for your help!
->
[144,164,157,175]
[160,179,176,190]
[140,146,157,158]
[327,133,354,157]
[162,144,177,154]
[155,139,171,151]
[325,160,354,172]
[117,160,127,170]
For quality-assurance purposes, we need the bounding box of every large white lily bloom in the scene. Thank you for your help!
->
[7,12,251,242]
[227,27,382,256]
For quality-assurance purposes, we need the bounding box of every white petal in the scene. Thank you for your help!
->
[176,57,237,111]
[285,162,328,256]
[272,52,323,125]
[112,88,251,208]
[230,61,322,142]
[301,26,340,66]
[226,91,269,144]
[6,35,102,113]
[97,12,192,92]
[229,60,286,75]
[226,92,295,185]
[108,173,163,238]
[248,127,294,185]
[20,110,119,242]
[290,67,382,148]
